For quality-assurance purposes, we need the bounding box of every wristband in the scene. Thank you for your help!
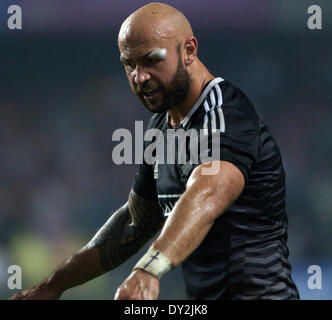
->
[133,248,173,280]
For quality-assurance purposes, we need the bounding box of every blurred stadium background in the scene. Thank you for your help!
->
[0,0,331,299]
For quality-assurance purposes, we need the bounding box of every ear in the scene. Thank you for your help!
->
[184,36,198,66]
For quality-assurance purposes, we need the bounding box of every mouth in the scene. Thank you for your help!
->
[142,89,160,101]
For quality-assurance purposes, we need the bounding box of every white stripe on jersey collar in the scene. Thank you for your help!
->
[166,77,224,128]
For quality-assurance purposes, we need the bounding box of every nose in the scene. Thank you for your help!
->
[133,66,151,85]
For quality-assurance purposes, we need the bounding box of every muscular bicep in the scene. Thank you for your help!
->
[87,189,164,271]
[186,160,245,219]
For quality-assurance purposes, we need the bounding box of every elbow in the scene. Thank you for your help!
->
[204,193,225,222]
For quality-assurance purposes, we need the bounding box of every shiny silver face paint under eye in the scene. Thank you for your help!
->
[147,48,167,61]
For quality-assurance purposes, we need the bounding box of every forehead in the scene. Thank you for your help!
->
[118,18,177,57]
[119,39,177,62]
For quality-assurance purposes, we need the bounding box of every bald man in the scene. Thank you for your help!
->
[10,3,299,300]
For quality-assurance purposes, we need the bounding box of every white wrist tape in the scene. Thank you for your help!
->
[134,248,173,280]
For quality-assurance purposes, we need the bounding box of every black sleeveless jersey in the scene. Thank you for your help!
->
[132,77,300,299]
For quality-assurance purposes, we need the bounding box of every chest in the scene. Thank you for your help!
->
[153,161,187,217]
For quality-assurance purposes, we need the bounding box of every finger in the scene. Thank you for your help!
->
[114,286,128,300]
[9,290,26,300]
[114,287,121,300]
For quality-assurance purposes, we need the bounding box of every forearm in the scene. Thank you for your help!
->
[40,207,130,294]
[45,191,164,294]
[44,246,106,294]
[152,161,244,268]
[115,162,245,300]
[152,185,216,268]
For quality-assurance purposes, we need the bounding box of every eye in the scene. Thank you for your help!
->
[145,58,159,66]
[146,58,153,65]
[124,61,135,72]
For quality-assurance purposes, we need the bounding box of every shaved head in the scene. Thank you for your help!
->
[118,3,193,48]
[118,3,205,115]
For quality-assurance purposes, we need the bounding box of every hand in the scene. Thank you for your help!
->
[8,281,62,300]
[114,269,159,300]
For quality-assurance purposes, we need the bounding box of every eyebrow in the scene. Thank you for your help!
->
[120,48,167,65]
[146,48,167,61]
[120,56,130,64]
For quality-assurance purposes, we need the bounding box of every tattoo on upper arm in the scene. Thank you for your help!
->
[87,189,164,271]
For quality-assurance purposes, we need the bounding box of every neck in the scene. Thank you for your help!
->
[167,61,214,128]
